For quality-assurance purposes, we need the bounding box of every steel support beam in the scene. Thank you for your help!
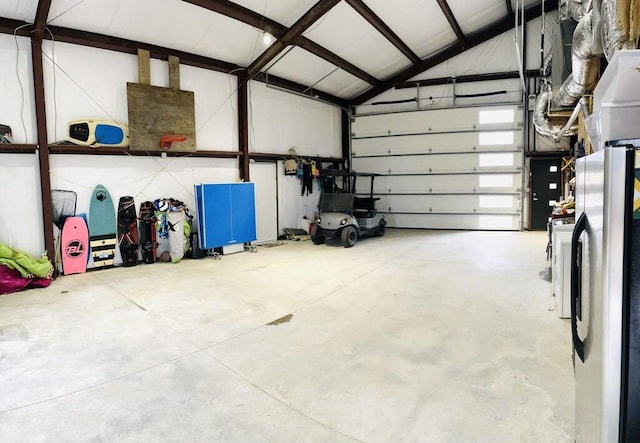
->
[182,0,283,36]
[0,17,32,35]
[255,73,348,108]
[435,0,466,46]
[342,109,351,168]
[47,25,241,74]
[296,37,379,86]
[0,19,348,107]
[393,69,541,89]
[32,0,55,264]
[238,78,250,181]
[34,0,52,29]
[246,0,341,80]
[506,0,514,17]
[344,0,421,64]
[351,0,558,105]
[183,0,379,86]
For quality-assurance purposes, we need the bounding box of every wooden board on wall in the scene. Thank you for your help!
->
[127,82,196,152]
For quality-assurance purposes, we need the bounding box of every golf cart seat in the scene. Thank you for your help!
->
[353,196,379,218]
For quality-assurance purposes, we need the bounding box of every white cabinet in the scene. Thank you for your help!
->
[552,224,575,318]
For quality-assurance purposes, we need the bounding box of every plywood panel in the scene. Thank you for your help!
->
[127,83,196,152]
[137,49,150,85]
[168,55,180,90]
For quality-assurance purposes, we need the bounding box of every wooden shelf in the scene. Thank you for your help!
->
[4,143,342,164]
[0,143,37,153]
[250,152,344,163]
[48,144,242,158]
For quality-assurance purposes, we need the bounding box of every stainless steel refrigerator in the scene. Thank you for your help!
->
[571,50,640,442]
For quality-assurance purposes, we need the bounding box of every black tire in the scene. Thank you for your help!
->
[310,225,325,245]
[375,220,386,237]
[341,226,358,248]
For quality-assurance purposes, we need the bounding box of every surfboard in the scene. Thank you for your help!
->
[61,216,89,275]
[117,196,139,267]
[88,184,117,269]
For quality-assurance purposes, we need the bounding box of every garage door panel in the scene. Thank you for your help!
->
[356,174,522,194]
[376,194,520,213]
[352,105,524,231]
[352,131,520,157]
[352,105,523,137]
[360,175,472,193]
[383,213,520,230]
[353,153,519,174]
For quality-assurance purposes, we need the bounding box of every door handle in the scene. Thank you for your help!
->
[571,212,587,363]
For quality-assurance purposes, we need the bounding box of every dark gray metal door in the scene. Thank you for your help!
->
[530,158,562,230]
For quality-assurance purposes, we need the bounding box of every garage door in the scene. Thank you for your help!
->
[351,105,523,230]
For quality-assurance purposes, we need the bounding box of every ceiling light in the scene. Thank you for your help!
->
[263,32,275,45]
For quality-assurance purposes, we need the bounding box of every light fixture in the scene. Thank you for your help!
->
[262,32,275,45]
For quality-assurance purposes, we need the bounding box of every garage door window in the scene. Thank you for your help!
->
[479,153,514,167]
[478,109,515,124]
[479,195,513,208]
[479,215,513,229]
[479,131,514,146]
[479,174,513,188]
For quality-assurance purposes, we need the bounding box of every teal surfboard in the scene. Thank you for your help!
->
[89,184,117,269]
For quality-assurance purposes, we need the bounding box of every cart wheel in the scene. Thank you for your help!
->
[375,220,386,237]
[341,226,358,248]
[311,225,325,245]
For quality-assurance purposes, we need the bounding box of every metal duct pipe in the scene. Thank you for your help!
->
[534,10,599,138]
[558,96,590,135]
[533,86,563,138]
[560,0,592,21]
[601,0,639,60]
[534,88,589,139]
[541,51,553,79]
[552,10,600,107]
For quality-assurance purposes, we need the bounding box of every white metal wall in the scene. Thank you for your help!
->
[352,105,523,230]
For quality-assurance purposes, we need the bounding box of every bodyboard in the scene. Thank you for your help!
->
[61,216,89,275]
[117,196,139,267]
[88,184,117,269]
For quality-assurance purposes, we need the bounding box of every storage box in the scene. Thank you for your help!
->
[587,50,640,147]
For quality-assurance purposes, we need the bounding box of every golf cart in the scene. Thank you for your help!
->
[310,172,386,248]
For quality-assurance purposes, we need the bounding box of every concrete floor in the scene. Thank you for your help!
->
[0,229,573,442]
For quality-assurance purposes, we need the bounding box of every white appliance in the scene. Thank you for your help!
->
[552,223,574,318]
[572,50,640,442]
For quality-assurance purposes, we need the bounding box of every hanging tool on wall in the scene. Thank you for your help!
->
[0,124,12,143]
[301,160,313,196]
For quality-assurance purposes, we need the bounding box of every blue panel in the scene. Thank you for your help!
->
[197,184,232,249]
[95,124,125,145]
[194,184,205,249]
[229,183,257,244]
[195,183,256,249]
